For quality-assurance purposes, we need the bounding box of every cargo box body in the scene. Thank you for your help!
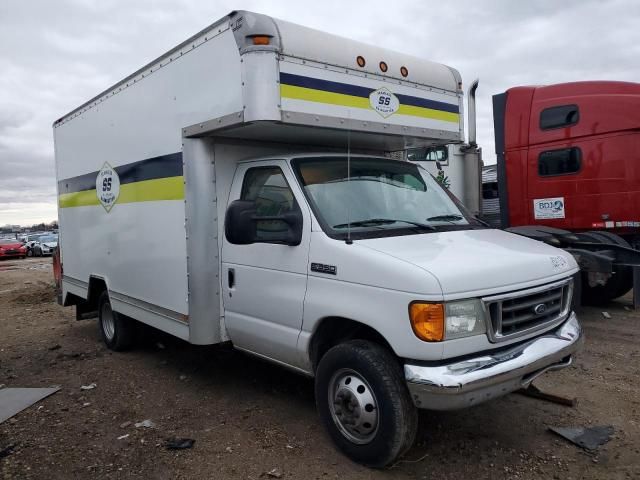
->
[53,10,465,345]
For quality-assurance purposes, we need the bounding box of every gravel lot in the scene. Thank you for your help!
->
[1,257,639,479]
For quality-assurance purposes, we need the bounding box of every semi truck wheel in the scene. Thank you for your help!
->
[98,291,135,351]
[315,340,418,467]
[580,231,633,305]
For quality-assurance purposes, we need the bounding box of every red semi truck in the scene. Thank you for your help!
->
[491,81,640,304]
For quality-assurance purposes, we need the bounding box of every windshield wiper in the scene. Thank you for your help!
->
[426,214,464,222]
[333,218,435,230]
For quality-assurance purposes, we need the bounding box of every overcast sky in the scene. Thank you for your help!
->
[1,0,638,225]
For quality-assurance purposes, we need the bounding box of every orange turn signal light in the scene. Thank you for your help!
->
[251,35,271,45]
[409,302,444,342]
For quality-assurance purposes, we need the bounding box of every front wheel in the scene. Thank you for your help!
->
[98,291,135,351]
[315,340,418,467]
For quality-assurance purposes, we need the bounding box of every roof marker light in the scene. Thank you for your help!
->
[356,56,366,67]
[250,35,271,45]
[400,66,409,77]
[379,61,388,73]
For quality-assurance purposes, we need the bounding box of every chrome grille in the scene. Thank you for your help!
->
[484,279,573,343]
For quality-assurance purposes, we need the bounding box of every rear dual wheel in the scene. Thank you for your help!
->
[98,291,136,351]
[315,340,418,467]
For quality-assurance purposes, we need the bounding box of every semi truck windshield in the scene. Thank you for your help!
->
[292,157,472,240]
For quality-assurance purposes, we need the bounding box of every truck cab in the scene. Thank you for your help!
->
[492,81,640,303]
[220,151,582,465]
[493,81,640,235]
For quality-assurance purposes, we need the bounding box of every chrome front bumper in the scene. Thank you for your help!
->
[404,312,583,410]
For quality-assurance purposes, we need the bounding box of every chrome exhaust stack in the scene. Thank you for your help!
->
[467,79,479,147]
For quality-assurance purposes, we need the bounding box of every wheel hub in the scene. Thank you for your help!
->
[329,369,379,444]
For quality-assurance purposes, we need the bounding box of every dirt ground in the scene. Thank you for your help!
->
[0,257,639,479]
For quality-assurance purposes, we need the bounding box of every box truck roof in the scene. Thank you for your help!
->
[54,11,464,150]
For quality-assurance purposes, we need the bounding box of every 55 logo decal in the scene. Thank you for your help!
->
[96,162,120,212]
[369,87,399,118]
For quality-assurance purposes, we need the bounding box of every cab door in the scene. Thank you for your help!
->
[221,160,311,368]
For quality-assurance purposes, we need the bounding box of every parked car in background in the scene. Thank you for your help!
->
[33,234,58,256]
[20,233,47,256]
[0,239,27,259]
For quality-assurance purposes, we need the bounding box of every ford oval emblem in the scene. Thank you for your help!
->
[533,303,547,315]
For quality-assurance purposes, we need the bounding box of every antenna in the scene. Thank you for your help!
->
[346,111,353,245]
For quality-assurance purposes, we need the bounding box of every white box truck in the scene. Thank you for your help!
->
[53,10,583,466]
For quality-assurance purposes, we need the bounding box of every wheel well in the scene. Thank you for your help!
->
[309,317,396,371]
[74,276,108,320]
[86,277,108,309]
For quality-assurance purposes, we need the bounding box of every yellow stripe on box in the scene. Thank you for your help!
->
[280,84,460,124]
[58,189,101,208]
[58,176,185,208]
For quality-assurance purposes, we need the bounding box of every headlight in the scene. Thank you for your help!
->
[410,299,486,342]
[444,299,486,339]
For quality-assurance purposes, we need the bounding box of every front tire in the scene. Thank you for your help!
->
[315,340,418,467]
[98,291,135,351]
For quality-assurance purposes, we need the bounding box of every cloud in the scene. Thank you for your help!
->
[0,0,639,225]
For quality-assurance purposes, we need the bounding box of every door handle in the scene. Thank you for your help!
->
[228,268,235,289]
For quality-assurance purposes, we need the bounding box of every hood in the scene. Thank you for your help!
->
[42,242,58,248]
[0,242,24,249]
[358,229,578,297]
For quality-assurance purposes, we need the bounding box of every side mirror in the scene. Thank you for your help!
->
[225,200,303,246]
[225,200,257,245]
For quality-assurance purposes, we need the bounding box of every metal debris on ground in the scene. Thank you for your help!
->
[134,419,156,428]
[117,434,130,440]
[0,444,17,459]
[0,387,60,424]
[164,438,195,450]
[549,425,614,451]
[601,311,611,319]
[80,383,97,391]
[517,383,577,407]
[266,468,283,478]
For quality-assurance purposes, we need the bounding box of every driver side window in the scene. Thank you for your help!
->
[241,167,298,242]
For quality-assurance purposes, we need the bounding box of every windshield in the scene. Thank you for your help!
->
[292,156,479,240]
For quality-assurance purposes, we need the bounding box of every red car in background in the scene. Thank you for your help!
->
[0,239,27,259]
